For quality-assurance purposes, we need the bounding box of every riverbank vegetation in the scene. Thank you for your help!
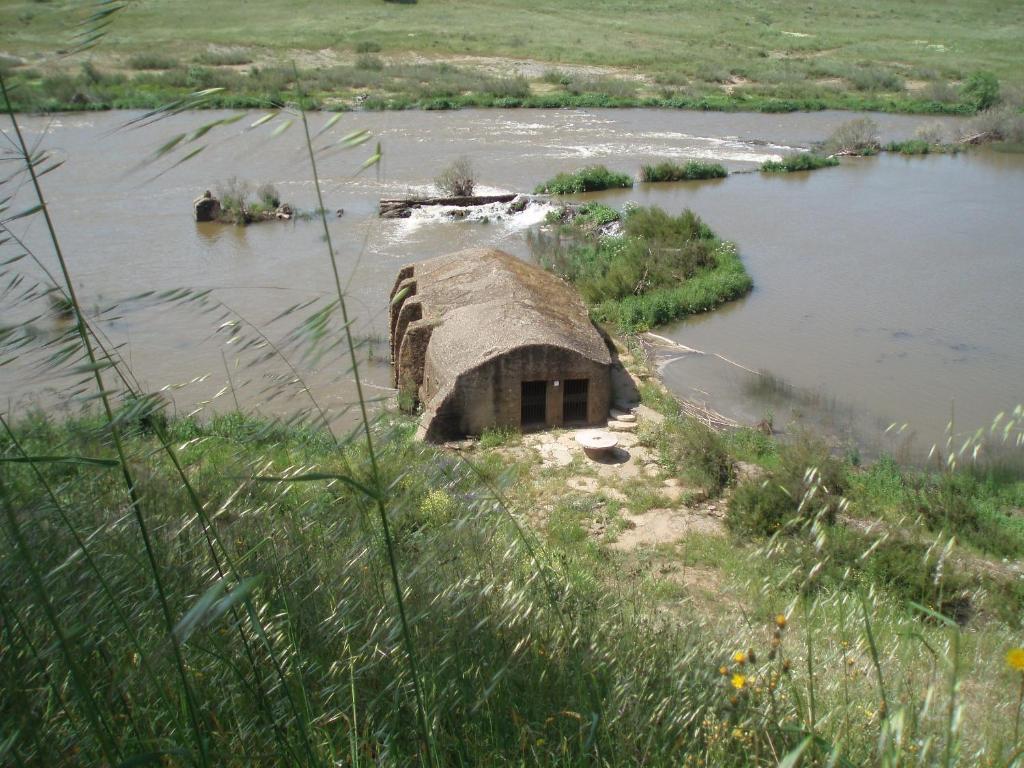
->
[761,153,840,173]
[2,0,1022,115]
[4,393,1023,764]
[883,139,964,155]
[534,165,633,195]
[640,160,728,182]
[536,204,752,331]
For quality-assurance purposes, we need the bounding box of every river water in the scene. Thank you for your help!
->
[3,108,1021,451]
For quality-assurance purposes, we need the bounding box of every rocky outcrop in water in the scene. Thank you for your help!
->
[193,191,221,222]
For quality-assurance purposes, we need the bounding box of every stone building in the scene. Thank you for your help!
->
[389,248,613,441]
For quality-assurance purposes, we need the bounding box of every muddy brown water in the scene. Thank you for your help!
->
[3,108,1021,452]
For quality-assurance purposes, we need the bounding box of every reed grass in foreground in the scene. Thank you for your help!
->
[4,408,1024,765]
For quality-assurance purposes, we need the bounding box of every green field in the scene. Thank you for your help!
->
[1,0,1022,112]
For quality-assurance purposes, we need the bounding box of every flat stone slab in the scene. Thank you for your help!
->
[634,405,666,424]
[610,508,725,550]
[610,410,637,422]
[535,442,574,467]
[607,419,638,432]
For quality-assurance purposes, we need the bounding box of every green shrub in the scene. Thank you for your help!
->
[727,479,794,536]
[572,202,620,228]
[638,381,680,417]
[417,488,457,527]
[534,165,633,194]
[654,417,734,494]
[434,156,475,196]
[588,240,752,332]
[566,77,637,99]
[961,71,1001,111]
[217,177,251,218]
[354,40,382,53]
[760,152,839,172]
[724,427,778,466]
[195,49,253,66]
[126,53,178,70]
[918,473,1024,559]
[640,160,728,182]
[478,425,521,448]
[823,117,881,155]
[849,67,904,92]
[355,54,385,71]
[256,183,280,209]
[543,207,718,306]
[963,106,1024,143]
[885,134,964,155]
[727,434,847,535]
[776,433,848,520]
[540,69,572,86]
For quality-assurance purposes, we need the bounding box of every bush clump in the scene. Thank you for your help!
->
[961,71,1001,112]
[654,416,734,494]
[822,117,881,155]
[126,53,178,70]
[537,205,752,331]
[568,201,621,230]
[534,165,633,194]
[760,153,840,173]
[727,434,848,536]
[214,178,290,223]
[962,106,1024,144]
[884,139,962,155]
[195,49,253,66]
[434,156,475,196]
[640,160,728,182]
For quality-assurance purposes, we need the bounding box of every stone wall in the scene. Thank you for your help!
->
[421,344,611,441]
[397,319,434,407]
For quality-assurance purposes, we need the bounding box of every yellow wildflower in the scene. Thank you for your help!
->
[732,651,747,665]
[719,665,729,676]
[731,673,747,690]
[1007,648,1024,672]
[775,614,787,629]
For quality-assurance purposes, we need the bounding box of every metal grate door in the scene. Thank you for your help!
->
[520,381,547,426]
[562,379,589,423]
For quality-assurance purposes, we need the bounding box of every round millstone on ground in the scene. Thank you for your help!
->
[576,429,618,459]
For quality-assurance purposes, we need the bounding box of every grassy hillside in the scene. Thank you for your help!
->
[1,0,1022,112]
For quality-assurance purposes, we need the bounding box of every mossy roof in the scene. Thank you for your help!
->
[410,248,611,382]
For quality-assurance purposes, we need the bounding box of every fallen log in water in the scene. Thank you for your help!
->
[379,193,519,218]
[958,131,994,145]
